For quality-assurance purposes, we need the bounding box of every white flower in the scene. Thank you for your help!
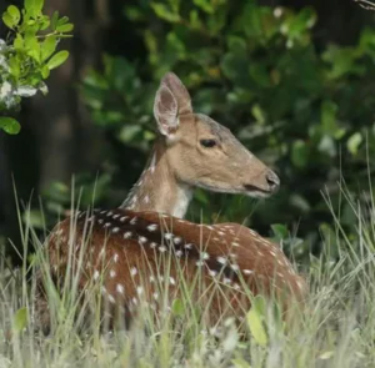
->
[273,7,283,18]
[0,39,6,52]
[0,81,13,99]
[15,85,38,97]
[38,82,48,95]
[0,55,9,72]
[0,81,17,108]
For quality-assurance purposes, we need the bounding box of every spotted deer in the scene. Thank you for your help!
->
[36,73,307,332]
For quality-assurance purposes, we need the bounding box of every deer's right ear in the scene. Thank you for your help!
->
[154,85,179,137]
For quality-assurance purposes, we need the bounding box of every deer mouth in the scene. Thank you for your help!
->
[243,184,274,196]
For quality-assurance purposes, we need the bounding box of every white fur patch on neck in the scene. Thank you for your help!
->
[172,184,192,218]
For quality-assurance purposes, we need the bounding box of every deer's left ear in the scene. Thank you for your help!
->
[161,72,192,116]
[153,85,179,137]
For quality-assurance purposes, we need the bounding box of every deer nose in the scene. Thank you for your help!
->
[266,170,280,192]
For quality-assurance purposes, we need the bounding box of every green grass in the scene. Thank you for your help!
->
[1,190,375,368]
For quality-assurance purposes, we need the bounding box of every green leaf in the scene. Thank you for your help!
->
[41,65,50,79]
[251,104,266,124]
[2,12,17,29]
[25,0,44,17]
[22,209,45,229]
[291,140,309,168]
[56,23,74,33]
[151,3,180,23]
[13,34,24,50]
[271,224,289,239]
[246,305,268,346]
[321,100,338,137]
[171,299,185,317]
[25,33,41,62]
[41,36,57,61]
[51,11,59,30]
[0,117,21,135]
[193,0,214,13]
[347,132,363,155]
[47,50,69,70]
[7,5,21,24]
[8,57,21,78]
[39,16,50,31]
[12,307,28,332]
[56,16,69,26]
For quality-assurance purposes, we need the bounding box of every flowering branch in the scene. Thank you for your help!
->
[0,0,73,134]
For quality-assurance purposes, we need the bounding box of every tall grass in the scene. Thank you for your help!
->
[1,187,375,368]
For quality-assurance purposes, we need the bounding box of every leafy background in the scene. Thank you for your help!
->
[1,0,375,265]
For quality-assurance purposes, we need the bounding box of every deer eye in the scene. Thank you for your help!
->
[200,139,217,148]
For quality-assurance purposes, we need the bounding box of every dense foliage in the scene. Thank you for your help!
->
[0,0,73,134]
[76,1,375,262]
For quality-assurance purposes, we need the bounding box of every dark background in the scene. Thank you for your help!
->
[1,0,375,264]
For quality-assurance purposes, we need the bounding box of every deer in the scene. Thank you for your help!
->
[34,73,307,333]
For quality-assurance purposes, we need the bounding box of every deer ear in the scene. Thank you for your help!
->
[161,72,192,116]
[154,85,179,137]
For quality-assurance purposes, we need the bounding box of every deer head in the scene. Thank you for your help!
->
[153,73,279,197]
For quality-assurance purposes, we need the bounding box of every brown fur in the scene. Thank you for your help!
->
[34,209,306,332]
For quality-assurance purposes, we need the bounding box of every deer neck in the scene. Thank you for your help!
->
[120,140,192,218]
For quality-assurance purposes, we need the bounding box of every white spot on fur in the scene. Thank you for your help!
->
[147,224,158,232]
[138,236,148,244]
[164,233,173,240]
[173,237,182,245]
[130,217,137,225]
[208,269,217,277]
[130,267,138,276]
[217,256,227,265]
[124,231,132,239]
[243,269,253,275]
[200,252,210,260]
[110,270,116,278]
[108,294,116,304]
[116,284,124,294]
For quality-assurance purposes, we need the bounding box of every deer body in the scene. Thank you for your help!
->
[47,209,306,325]
[37,73,306,331]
